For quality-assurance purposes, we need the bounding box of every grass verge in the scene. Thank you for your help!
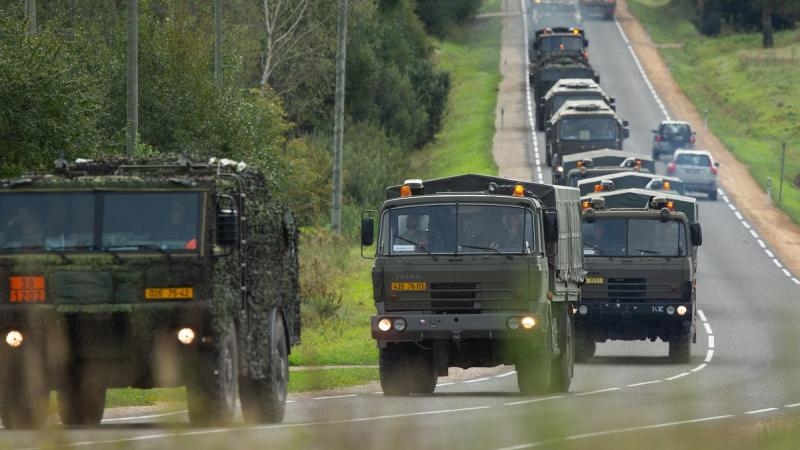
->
[628,0,800,223]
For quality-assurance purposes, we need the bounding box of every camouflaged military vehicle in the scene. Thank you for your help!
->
[544,100,629,167]
[576,189,702,363]
[552,149,654,186]
[537,78,615,131]
[0,156,299,429]
[579,0,616,20]
[530,55,600,103]
[529,27,588,67]
[361,174,584,395]
[577,172,686,196]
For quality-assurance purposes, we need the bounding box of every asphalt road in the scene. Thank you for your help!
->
[4,3,800,450]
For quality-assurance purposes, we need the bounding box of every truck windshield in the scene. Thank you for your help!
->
[381,204,536,256]
[559,117,616,141]
[539,36,584,53]
[582,218,687,257]
[0,191,202,253]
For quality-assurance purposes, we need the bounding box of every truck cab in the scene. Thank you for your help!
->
[545,100,630,167]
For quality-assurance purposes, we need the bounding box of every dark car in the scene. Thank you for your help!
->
[651,120,695,159]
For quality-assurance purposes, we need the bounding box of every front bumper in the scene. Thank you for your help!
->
[575,300,692,340]
[371,312,548,343]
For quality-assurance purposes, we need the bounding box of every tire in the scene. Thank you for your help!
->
[0,349,49,429]
[668,329,692,363]
[546,148,553,167]
[549,305,574,393]
[537,111,545,132]
[187,321,238,427]
[516,347,552,396]
[57,371,106,426]
[240,313,289,424]
[379,344,436,396]
[574,333,596,363]
[708,189,718,201]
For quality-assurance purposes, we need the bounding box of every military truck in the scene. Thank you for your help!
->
[576,189,702,363]
[537,78,615,131]
[552,149,654,186]
[530,55,600,103]
[0,156,300,429]
[544,100,630,167]
[577,172,686,196]
[529,27,588,66]
[361,174,584,395]
[579,0,616,20]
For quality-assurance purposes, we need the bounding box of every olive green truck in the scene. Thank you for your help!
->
[361,174,585,395]
[0,157,299,428]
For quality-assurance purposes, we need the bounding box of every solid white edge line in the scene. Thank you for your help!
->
[705,349,714,362]
[312,394,357,400]
[465,377,491,384]
[697,309,707,322]
[102,410,188,423]
[745,408,779,415]
[703,322,713,335]
[691,363,707,373]
[495,415,735,450]
[665,372,690,381]
[575,387,621,396]
[708,335,715,349]
[626,380,661,388]
[504,395,564,406]
[496,371,517,378]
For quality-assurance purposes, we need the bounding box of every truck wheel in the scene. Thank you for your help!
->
[58,372,106,426]
[668,330,691,363]
[379,344,411,396]
[546,148,553,167]
[516,348,552,395]
[240,314,289,424]
[574,333,596,363]
[187,322,238,427]
[408,348,437,395]
[549,305,574,393]
[708,189,718,201]
[536,109,545,132]
[0,349,49,429]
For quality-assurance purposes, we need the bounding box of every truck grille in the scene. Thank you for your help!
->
[430,282,477,299]
[607,278,646,298]
[66,313,130,356]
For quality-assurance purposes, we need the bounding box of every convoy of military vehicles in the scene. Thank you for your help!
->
[0,0,712,430]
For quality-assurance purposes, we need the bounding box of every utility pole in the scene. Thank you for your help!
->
[126,0,139,156]
[779,141,786,205]
[24,0,36,35]
[331,0,347,233]
[214,0,222,86]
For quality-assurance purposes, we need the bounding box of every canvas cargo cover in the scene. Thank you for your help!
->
[577,172,686,195]
[561,149,655,173]
[581,188,699,223]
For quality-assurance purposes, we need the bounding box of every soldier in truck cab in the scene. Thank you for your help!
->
[1,206,45,249]
[397,213,430,247]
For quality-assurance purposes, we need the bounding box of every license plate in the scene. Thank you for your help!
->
[9,276,46,303]
[145,287,194,300]
[390,282,427,291]
[585,276,604,284]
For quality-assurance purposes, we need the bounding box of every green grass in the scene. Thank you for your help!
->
[628,0,800,223]
[480,0,502,14]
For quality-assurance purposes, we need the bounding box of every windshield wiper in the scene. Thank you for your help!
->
[392,235,438,260]
[459,244,513,260]
[583,242,603,252]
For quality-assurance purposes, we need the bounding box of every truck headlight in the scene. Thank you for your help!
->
[666,306,676,315]
[507,317,520,330]
[5,330,23,348]
[521,316,536,329]
[177,328,196,344]
[578,305,589,315]
[393,318,407,331]
[676,305,687,316]
[378,318,392,332]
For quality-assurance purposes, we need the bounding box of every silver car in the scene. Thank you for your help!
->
[666,149,719,201]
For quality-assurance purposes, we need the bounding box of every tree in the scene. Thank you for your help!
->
[751,0,798,48]
[257,0,313,89]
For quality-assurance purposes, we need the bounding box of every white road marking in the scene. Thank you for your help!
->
[626,380,661,388]
[792,277,800,285]
[27,405,494,450]
[728,203,736,211]
[494,415,735,450]
[740,220,749,228]
[734,211,742,220]
[575,387,621,396]
[504,395,564,406]
[691,364,707,373]
[521,1,544,183]
[750,229,759,238]
[765,249,774,258]
[785,403,800,408]
[773,259,783,268]
[708,335,715,349]
[101,410,188,423]
[665,372,690,381]
[782,269,792,277]
[613,20,669,119]
[757,239,766,248]
[464,377,490,384]
[698,309,707,322]
[496,371,517,378]
[705,349,714,362]
[436,382,455,387]
[745,408,778,415]
[703,322,713,335]
[312,394,357,400]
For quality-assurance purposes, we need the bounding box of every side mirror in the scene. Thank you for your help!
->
[609,96,616,104]
[623,128,630,139]
[584,39,589,48]
[652,129,658,133]
[216,207,239,247]
[690,223,702,246]
[361,216,374,246]
[714,161,721,167]
[622,119,629,127]
[543,210,559,243]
